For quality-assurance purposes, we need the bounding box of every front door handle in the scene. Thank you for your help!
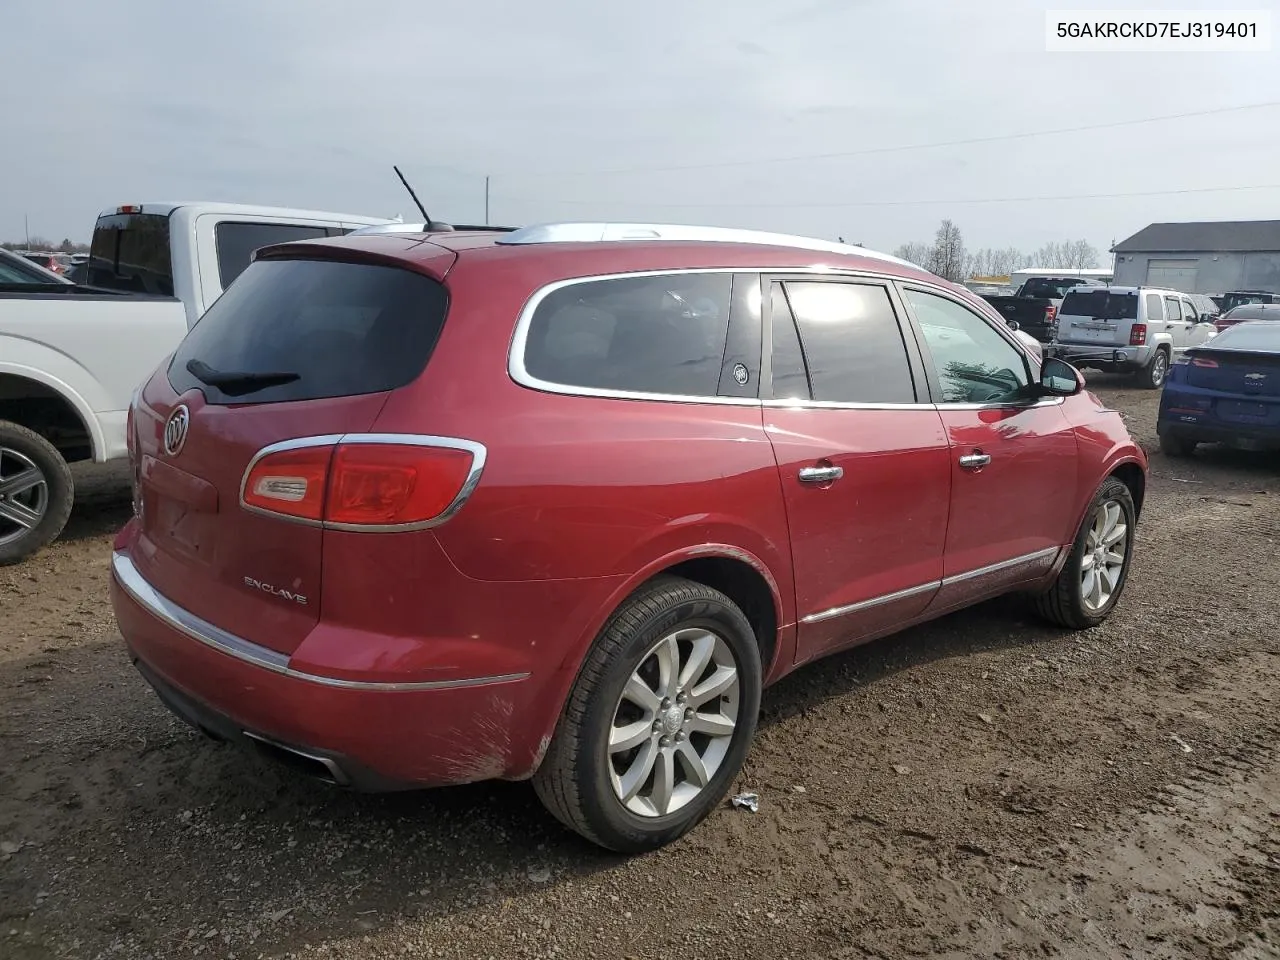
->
[958,452,991,470]
[798,465,844,484]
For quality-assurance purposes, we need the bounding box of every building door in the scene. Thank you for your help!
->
[1146,258,1199,292]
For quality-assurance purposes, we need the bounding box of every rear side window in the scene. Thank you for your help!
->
[783,281,915,404]
[1163,297,1182,321]
[168,258,448,405]
[1060,290,1139,321]
[87,212,174,296]
[522,273,732,397]
[1144,294,1163,320]
[215,222,332,288]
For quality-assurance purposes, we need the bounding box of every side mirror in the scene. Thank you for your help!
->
[1039,357,1082,396]
[1007,319,1020,332]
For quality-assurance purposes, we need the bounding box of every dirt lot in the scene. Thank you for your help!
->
[2,376,1278,960]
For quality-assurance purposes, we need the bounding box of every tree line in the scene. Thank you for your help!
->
[1,238,90,254]
[892,220,1100,282]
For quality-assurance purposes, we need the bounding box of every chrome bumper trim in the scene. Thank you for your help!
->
[111,551,529,692]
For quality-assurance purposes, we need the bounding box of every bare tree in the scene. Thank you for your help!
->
[1064,239,1099,269]
[892,241,932,268]
[929,219,966,281]
[989,247,1025,276]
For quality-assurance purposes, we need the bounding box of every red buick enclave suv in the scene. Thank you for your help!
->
[111,222,1148,852]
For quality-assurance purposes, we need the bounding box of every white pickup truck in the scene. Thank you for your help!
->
[0,201,391,563]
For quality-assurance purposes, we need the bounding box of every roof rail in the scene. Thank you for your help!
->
[494,222,916,268]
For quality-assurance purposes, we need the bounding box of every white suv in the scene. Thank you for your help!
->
[1049,286,1217,388]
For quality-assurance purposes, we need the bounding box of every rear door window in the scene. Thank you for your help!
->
[521,273,732,398]
[781,280,916,404]
[214,222,332,288]
[1164,297,1182,321]
[168,258,449,405]
[87,212,175,296]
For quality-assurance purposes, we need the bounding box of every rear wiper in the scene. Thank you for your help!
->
[185,359,300,396]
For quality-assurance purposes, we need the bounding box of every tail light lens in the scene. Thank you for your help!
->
[1043,305,1057,325]
[126,401,141,517]
[1191,357,1219,368]
[1129,324,1147,346]
[242,439,480,529]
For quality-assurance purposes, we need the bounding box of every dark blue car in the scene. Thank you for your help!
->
[1158,320,1280,457]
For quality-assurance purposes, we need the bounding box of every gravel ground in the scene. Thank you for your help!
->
[1,376,1278,960]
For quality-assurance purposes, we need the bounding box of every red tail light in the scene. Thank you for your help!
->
[1129,324,1147,346]
[1191,357,1219,368]
[1043,305,1057,324]
[242,438,482,529]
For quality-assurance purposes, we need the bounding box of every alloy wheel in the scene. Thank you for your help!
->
[608,627,741,817]
[0,447,50,547]
[1080,499,1128,613]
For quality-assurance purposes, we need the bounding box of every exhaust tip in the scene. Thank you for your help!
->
[242,731,349,786]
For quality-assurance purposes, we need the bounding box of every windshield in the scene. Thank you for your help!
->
[1059,290,1138,321]
[1208,322,1280,352]
[87,213,175,296]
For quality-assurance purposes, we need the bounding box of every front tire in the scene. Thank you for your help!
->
[1033,477,1136,630]
[533,576,762,853]
[0,421,74,566]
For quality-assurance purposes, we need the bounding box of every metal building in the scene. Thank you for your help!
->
[1111,220,1280,295]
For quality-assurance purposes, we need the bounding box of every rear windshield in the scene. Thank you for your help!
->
[1209,323,1280,351]
[86,213,175,296]
[1059,290,1138,321]
[1224,304,1279,320]
[1021,278,1090,299]
[168,258,448,405]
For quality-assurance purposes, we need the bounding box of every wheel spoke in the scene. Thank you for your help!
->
[0,467,43,499]
[678,631,716,691]
[675,741,709,788]
[688,665,737,707]
[1081,553,1095,570]
[609,719,653,754]
[0,499,40,530]
[1099,563,1119,593]
[1081,568,1097,604]
[1089,569,1105,607]
[617,738,659,802]
[1104,549,1125,567]
[622,674,661,713]
[655,635,680,699]
[1102,523,1127,548]
[650,748,676,815]
[689,711,735,738]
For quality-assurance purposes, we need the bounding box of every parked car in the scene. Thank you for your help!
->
[1048,285,1218,389]
[20,252,68,274]
[981,275,1104,344]
[110,221,1149,852]
[0,248,73,285]
[1213,302,1280,333]
[1214,290,1280,314]
[0,202,393,564]
[1157,320,1280,456]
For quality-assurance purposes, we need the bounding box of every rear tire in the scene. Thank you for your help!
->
[1159,431,1197,458]
[0,420,74,566]
[533,576,762,853]
[1136,349,1169,390]
[1033,477,1136,630]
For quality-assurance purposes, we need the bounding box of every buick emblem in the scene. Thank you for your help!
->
[163,404,190,456]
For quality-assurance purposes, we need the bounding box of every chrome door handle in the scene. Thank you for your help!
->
[798,465,843,483]
[958,452,991,470]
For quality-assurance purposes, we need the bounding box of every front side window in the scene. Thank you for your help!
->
[782,281,915,404]
[522,273,732,398]
[903,288,1030,405]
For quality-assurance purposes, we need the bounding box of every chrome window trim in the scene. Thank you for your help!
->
[508,266,986,407]
[238,433,487,532]
[799,547,1061,625]
[113,551,529,692]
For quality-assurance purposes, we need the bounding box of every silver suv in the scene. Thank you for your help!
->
[1049,286,1217,388]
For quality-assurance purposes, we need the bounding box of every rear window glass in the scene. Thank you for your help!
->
[1224,304,1275,320]
[1210,323,1280,351]
[522,273,732,397]
[1059,290,1138,321]
[168,258,448,405]
[215,222,332,288]
[1021,278,1090,298]
[86,213,174,296]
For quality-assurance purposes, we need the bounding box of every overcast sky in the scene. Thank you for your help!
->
[3,0,1277,259]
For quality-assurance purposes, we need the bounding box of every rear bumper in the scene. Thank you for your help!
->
[111,550,538,789]
[1158,419,1280,448]
[1047,342,1145,368]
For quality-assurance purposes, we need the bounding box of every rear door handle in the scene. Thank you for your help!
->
[958,452,991,470]
[798,465,843,483]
